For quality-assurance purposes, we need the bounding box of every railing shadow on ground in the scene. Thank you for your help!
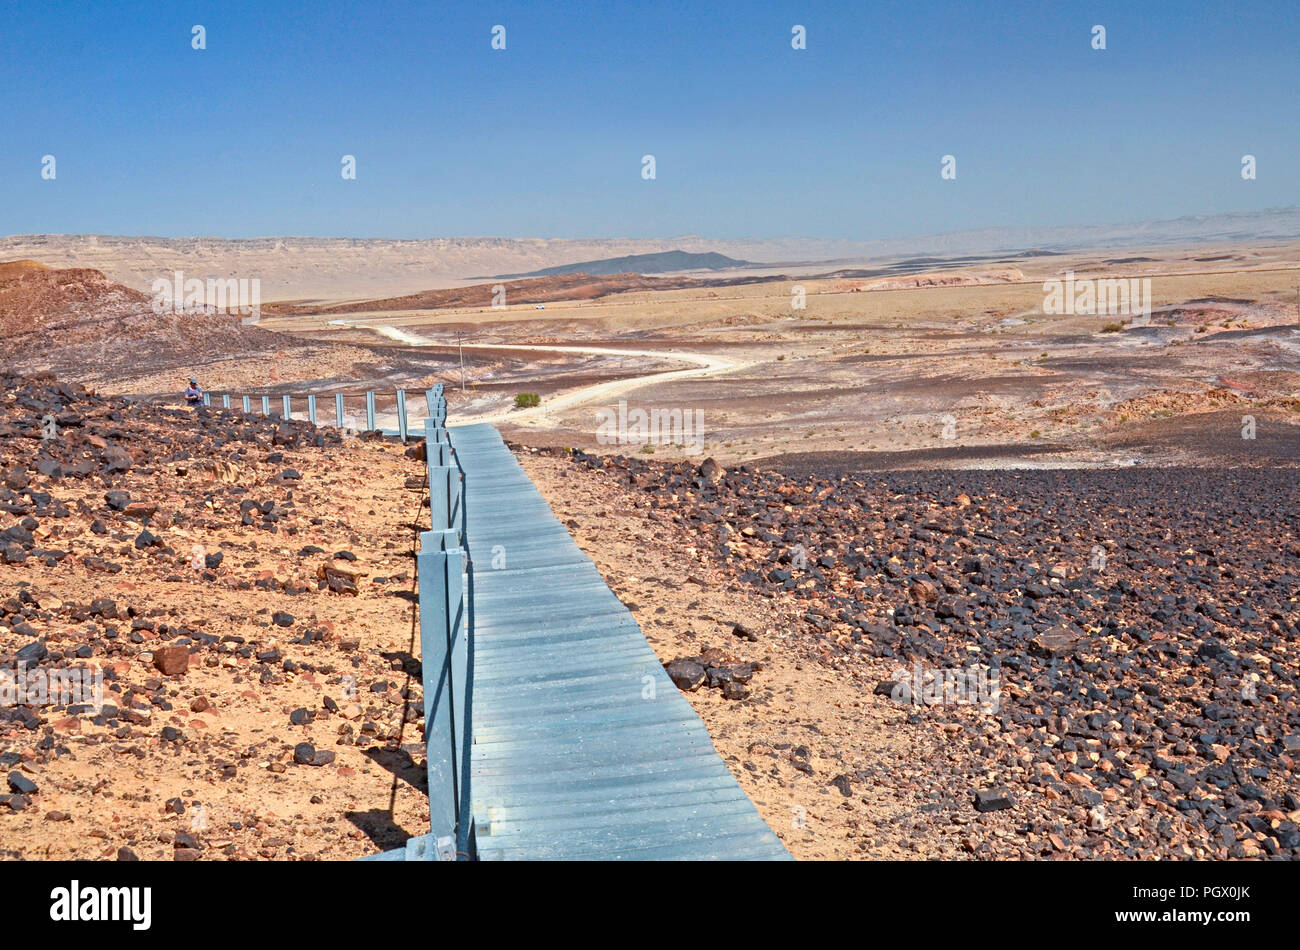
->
[359,390,474,862]
[208,382,465,863]
[344,809,418,853]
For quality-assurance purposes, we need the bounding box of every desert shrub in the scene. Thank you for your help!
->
[1101,322,1124,333]
[514,393,540,408]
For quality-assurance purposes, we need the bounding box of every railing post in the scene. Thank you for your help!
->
[449,460,462,530]
[308,394,317,425]
[222,394,231,409]
[448,546,468,855]
[417,541,466,851]
[242,396,251,413]
[406,386,467,860]
[262,395,270,416]
[429,465,454,530]
[365,392,376,432]
[282,394,292,420]
[202,393,210,406]
[335,393,345,428]
[424,419,449,465]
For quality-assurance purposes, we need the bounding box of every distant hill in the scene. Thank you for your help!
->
[0,261,294,382]
[0,259,51,279]
[495,250,751,279]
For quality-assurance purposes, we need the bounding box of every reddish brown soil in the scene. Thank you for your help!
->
[0,374,430,860]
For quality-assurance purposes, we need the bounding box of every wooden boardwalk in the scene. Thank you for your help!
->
[451,423,789,860]
[204,383,787,859]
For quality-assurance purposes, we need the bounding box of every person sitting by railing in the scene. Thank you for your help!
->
[184,378,204,407]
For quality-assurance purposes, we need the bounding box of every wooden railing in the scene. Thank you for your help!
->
[202,383,446,442]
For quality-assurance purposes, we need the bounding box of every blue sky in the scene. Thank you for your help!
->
[1,0,1297,239]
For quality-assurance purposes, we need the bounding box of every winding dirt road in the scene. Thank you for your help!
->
[328,319,749,427]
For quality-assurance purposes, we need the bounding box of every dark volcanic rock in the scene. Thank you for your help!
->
[973,788,1014,813]
[720,680,750,701]
[829,774,854,797]
[103,445,132,472]
[6,772,37,795]
[15,640,48,664]
[665,658,706,691]
[563,447,1300,860]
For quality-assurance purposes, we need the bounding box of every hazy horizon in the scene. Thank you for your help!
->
[7,204,1300,263]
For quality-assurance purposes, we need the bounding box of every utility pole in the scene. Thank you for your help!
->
[458,331,466,392]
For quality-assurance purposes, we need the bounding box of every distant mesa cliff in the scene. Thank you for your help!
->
[493,250,752,279]
[5,206,1300,301]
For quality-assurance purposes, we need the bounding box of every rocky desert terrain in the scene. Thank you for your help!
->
[0,372,430,859]
[1,228,1297,861]
[252,241,1300,469]
[518,448,1299,860]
